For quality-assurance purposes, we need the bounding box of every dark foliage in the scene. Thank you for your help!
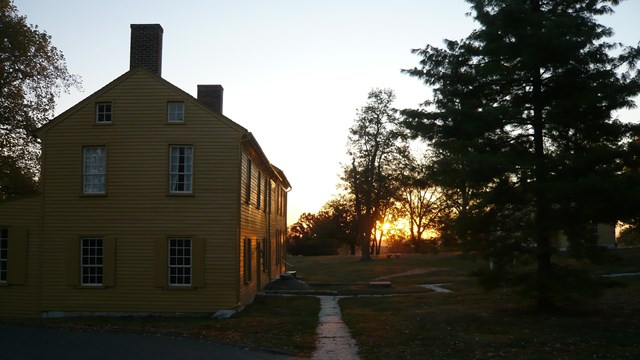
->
[403,0,640,307]
[0,0,80,198]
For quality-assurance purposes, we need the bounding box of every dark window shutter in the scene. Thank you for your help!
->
[67,238,80,287]
[7,227,28,285]
[103,236,117,287]
[192,237,205,288]
[154,238,168,288]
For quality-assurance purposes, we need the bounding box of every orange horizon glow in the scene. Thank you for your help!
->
[375,218,439,246]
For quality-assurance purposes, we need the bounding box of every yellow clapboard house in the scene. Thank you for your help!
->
[0,24,290,318]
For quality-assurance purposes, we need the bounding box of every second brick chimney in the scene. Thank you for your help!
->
[197,85,224,114]
[130,24,163,76]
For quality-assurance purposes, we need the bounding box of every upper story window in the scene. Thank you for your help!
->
[96,103,112,123]
[245,158,252,204]
[169,145,193,193]
[80,237,103,286]
[0,228,7,283]
[264,177,269,213]
[167,102,185,123]
[276,186,282,216]
[256,171,262,209]
[168,238,191,286]
[83,146,106,194]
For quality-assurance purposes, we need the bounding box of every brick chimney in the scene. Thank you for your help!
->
[130,24,163,75]
[197,85,224,114]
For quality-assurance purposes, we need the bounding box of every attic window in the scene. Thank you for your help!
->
[96,103,112,123]
[168,102,184,122]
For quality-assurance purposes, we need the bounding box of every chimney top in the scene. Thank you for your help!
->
[198,85,224,114]
[130,24,164,75]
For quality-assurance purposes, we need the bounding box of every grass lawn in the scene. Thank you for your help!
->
[288,249,640,359]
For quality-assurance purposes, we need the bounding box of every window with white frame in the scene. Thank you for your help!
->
[168,238,191,286]
[167,102,185,122]
[0,228,7,283]
[169,145,193,193]
[80,237,103,286]
[83,146,106,194]
[96,103,112,123]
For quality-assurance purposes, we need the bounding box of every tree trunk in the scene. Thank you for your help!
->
[459,185,470,257]
[360,213,372,261]
[531,0,553,309]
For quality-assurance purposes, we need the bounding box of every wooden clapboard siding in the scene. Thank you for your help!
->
[237,150,289,307]
[0,196,42,317]
[239,152,262,305]
[38,69,244,313]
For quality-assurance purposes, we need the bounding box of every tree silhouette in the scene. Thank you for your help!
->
[342,88,409,261]
[0,0,80,199]
[403,0,640,308]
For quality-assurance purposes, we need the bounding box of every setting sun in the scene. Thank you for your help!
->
[375,218,439,246]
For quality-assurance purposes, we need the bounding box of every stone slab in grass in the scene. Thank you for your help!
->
[368,281,392,288]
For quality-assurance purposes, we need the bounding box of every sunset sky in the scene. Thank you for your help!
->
[14,0,640,224]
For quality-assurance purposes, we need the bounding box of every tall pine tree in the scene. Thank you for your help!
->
[404,0,640,308]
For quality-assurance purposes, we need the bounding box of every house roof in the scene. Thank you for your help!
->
[242,132,291,191]
[37,67,289,188]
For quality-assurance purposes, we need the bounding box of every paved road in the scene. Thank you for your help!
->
[0,324,302,360]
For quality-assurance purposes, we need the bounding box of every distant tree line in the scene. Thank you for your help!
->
[288,196,356,256]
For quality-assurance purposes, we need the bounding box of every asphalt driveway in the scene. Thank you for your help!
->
[0,324,302,360]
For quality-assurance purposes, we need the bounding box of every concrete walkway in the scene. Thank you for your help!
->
[312,296,360,360]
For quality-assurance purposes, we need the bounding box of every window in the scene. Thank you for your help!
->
[276,230,282,266]
[0,228,7,283]
[96,103,112,123]
[169,238,191,286]
[245,158,252,204]
[80,238,103,286]
[243,238,252,283]
[280,187,285,216]
[264,177,269,213]
[256,171,262,209]
[169,145,193,193]
[279,186,286,216]
[262,237,269,272]
[167,102,184,122]
[83,146,106,194]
